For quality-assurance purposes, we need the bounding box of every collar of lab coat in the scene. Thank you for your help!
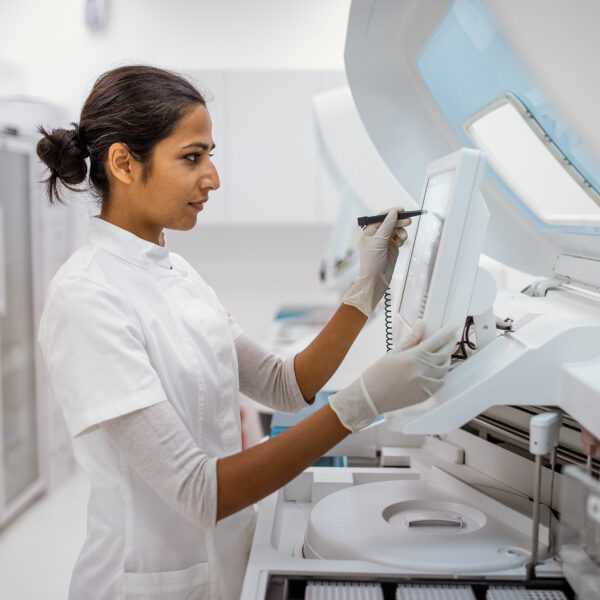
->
[87,216,172,270]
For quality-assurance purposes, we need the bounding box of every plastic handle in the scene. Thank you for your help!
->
[529,412,561,455]
[407,518,463,528]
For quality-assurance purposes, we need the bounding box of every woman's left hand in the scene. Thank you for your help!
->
[342,207,411,317]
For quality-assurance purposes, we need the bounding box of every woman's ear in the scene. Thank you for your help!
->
[106,142,138,185]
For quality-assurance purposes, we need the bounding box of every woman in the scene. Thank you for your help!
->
[37,65,457,600]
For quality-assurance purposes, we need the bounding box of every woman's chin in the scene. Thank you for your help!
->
[168,215,199,232]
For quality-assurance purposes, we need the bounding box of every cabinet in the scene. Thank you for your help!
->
[0,100,76,527]
[0,137,44,525]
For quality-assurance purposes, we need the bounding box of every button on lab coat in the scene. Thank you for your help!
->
[39,217,255,599]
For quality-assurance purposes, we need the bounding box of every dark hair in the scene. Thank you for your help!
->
[37,65,206,205]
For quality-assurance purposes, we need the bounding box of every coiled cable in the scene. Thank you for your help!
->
[384,289,393,352]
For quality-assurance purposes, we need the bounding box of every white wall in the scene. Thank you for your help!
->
[166,225,338,342]
[1,2,351,226]
[0,0,351,117]
[189,70,348,225]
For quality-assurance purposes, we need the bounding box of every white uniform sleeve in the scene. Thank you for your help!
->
[219,305,244,341]
[234,333,311,412]
[39,276,168,437]
[100,400,218,529]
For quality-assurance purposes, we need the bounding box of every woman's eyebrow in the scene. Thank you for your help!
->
[181,142,216,151]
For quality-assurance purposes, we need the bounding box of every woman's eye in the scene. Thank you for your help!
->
[184,152,214,163]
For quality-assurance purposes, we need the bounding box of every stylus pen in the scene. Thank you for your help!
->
[357,210,427,228]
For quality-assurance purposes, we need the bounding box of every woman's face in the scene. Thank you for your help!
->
[120,103,220,241]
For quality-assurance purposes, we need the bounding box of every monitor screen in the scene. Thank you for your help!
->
[399,170,455,326]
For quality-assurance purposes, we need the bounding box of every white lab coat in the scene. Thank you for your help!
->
[39,217,255,599]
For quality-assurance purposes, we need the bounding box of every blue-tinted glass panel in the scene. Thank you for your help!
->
[418,0,600,234]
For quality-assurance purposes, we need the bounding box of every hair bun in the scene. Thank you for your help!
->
[36,124,89,204]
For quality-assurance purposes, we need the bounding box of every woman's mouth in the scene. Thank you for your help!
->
[188,200,206,212]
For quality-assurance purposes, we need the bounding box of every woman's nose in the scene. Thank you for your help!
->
[203,160,220,191]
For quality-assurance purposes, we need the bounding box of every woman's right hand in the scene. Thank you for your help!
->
[329,320,459,433]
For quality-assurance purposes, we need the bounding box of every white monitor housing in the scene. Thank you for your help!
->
[394,148,491,342]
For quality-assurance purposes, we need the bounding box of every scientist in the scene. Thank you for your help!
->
[37,65,458,600]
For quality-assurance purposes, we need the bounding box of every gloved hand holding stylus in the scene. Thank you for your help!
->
[329,320,459,433]
[343,207,411,317]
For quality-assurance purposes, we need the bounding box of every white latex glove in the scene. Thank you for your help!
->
[342,207,411,317]
[329,320,459,433]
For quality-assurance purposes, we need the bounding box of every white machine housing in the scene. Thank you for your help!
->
[241,1,600,598]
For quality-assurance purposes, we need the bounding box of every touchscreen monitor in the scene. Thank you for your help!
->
[394,148,487,339]
[399,170,454,326]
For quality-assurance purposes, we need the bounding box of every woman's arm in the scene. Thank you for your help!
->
[217,403,348,520]
[235,334,309,412]
[235,304,367,410]
[101,401,219,528]
[102,322,456,524]
[218,320,458,520]
[293,208,410,401]
[223,303,370,519]
[293,303,368,401]
[101,399,348,525]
